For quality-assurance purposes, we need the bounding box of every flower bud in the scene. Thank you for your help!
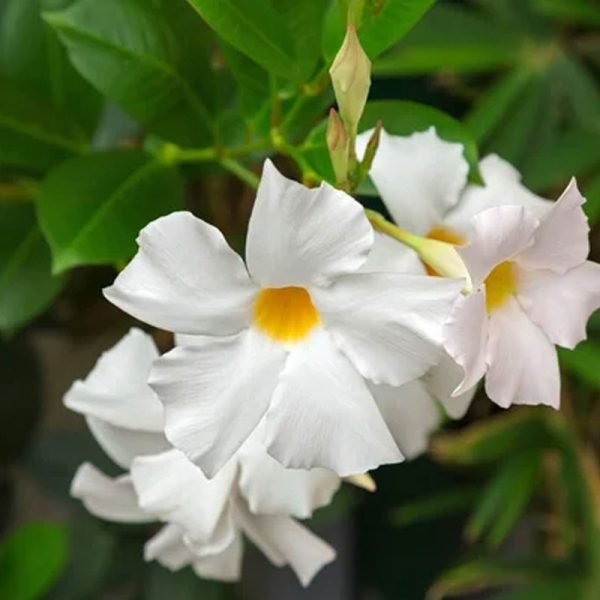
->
[412,237,472,291]
[345,473,377,492]
[326,108,349,185]
[329,25,371,137]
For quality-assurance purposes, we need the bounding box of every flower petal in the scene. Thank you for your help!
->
[265,330,402,476]
[517,179,590,274]
[424,353,478,419]
[104,212,257,335]
[459,205,539,286]
[145,525,194,570]
[150,329,287,477]
[357,127,469,235]
[485,297,560,408]
[444,154,551,236]
[312,272,464,386]
[238,433,340,519]
[517,261,600,349]
[360,232,425,275]
[368,380,440,459]
[130,449,237,548]
[245,160,373,287]
[64,329,163,432]
[443,290,488,396]
[235,498,335,587]
[86,417,170,470]
[70,462,150,523]
[192,533,243,582]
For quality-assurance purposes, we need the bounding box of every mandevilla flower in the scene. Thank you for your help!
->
[445,182,600,408]
[104,160,463,477]
[66,329,338,586]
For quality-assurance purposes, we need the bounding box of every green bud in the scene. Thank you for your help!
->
[326,108,349,186]
[329,25,371,138]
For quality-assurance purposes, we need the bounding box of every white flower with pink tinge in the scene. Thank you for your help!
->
[445,181,600,409]
[65,329,339,586]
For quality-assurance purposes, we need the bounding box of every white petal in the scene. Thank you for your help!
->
[360,232,425,275]
[64,329,163,432]
[150,329,287,477]
[235,499,335,587]
[265,330,402,476]
[70,463,150,523]
[459,205,539,286]
[424,353,478,419]
[130,449,237,548]
[312,272,463,386]
[86,417,170,470]
[368,380,440,459]
[443,291,488,396]
[517,261,600,349]
[238,435,340,519]
[192,532,243,582]
[245,160,373,287]
[358,127,469,235]
[485,297,560,409]
[444,154,551,237]
[145,525,195,570]
[104,212,257,335]
[517,179,590,274]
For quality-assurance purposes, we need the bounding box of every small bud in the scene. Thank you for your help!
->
[358,120,382,180]
[329,25,371,137]
[345,473,377,492]
[327,108,349,185]
[412,237,472,291]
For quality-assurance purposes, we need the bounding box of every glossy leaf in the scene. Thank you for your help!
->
[186,0,326,83]
[0,0,102,134]
[0,204,65,332]
[0,81,87,172]
[37,150,183,273]
[373,4,518,76]
[322,0,436,62]
[0,522,68,600]
[45,0,213,146]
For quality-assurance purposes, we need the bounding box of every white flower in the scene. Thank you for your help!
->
[66,329,339,586]
[445,182,600,409]
[356,127,556,418]
[103,160,463,477]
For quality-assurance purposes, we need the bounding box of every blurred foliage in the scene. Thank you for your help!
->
[0,0,598,598]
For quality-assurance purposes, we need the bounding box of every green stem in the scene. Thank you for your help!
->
[219,158,259,189]
[364,209,422,251]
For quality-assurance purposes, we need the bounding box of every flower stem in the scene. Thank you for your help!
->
[219,158,260,189]
[364,209,422,251]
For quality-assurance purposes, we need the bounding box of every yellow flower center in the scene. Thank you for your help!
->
[253,286,320,343]
[424,226,465,276]
[485,261,517,313]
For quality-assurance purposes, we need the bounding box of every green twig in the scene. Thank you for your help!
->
[219,158,259,189]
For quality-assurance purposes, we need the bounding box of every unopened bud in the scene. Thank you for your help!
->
[412,237,472,291]
[327,108,349,185]
[329,25,371,137]
[358,120,382,179]
[345,472,377,492]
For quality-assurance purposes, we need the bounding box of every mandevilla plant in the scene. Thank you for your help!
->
[2,0,600,598]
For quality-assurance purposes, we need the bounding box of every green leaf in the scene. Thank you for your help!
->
[186,0,326,82]
[322,0,436,62]
[37,150,183,273]
[431,409,553,465]
[373,4,518,76]
[0,80,87,172]
[493,580,585,600]
[0,204,65,332]
[0,0,102,134]
[391,487,479,526]
[532,0,600,27]
[559,341,600,389]
[0,522,68,600]
[583,175,600,225]
[44,0,213,146]
[427,559,550,600]
[466,69,534,144]
[465,449,542,547]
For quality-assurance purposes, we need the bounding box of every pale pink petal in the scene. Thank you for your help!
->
[485,297,560,409]
[517,261,600,349]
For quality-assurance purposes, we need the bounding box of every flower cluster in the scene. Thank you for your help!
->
[66,132,599,585]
